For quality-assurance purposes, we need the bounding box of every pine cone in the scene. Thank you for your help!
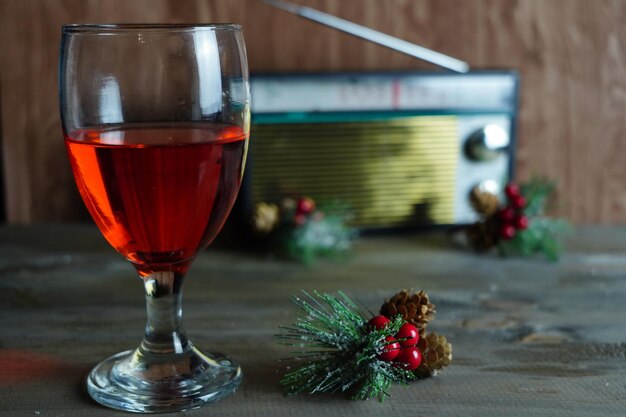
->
[465,216,499,252]
[469,186,501,217]
[280,197,296,213]
[251,202,280,234]
[380,290,435,336]
[415,332,452,377]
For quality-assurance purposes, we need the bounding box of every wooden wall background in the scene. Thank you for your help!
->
[1,0,625,224]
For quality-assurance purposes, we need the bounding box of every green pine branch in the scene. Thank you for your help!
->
[499,217,570,261]
[499,178,571,261]
[519,177,556,217]
[285,213,355,265]
[277,291,415,401]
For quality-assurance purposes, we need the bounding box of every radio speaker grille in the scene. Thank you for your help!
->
[249,116,459,228]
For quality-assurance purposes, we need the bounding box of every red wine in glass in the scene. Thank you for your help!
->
[65,124,247,276]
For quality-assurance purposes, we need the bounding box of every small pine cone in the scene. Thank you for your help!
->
[465,216,499,252]
[415,332,452,377]
[251,202,280,234]
[280,197,296,213]
[469,186,501,217]
[380,290,435,336]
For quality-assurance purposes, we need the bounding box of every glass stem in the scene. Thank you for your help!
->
[140,271,189,355]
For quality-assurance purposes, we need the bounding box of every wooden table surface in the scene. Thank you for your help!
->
[1,224,626,416]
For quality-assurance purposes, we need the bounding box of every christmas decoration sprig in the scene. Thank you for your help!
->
[251,197,354,264]
[277,290,452,401]
[466,178,570,261]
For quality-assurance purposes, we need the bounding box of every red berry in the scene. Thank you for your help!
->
[396,323,420,347]
[499,224,516,240]
[514,215,529,230]
[498,207,516,223]
[378,336,400,361]
[504,183,521,199]
[296,197,315,215]
[368,315,390,330]
[394,346,422,371]
[510,194,526,209]
[294,213,307,226]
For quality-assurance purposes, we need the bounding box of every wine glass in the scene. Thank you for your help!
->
[59,24,250,413]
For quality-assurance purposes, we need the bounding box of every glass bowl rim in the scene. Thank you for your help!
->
[62,23,242,33]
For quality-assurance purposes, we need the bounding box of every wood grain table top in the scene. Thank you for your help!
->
[1,224,626,416]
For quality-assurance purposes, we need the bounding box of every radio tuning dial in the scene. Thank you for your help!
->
[465,124,510,161]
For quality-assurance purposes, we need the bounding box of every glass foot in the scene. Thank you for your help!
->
[87,343,242,413]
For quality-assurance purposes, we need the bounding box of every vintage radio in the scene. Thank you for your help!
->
[244,71,519,229]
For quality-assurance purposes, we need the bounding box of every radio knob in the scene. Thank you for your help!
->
[465,124,510,161]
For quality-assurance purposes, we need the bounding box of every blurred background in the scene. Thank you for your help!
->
[1,0,625,225]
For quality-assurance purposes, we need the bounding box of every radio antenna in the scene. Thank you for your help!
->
[261,0,470,73]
